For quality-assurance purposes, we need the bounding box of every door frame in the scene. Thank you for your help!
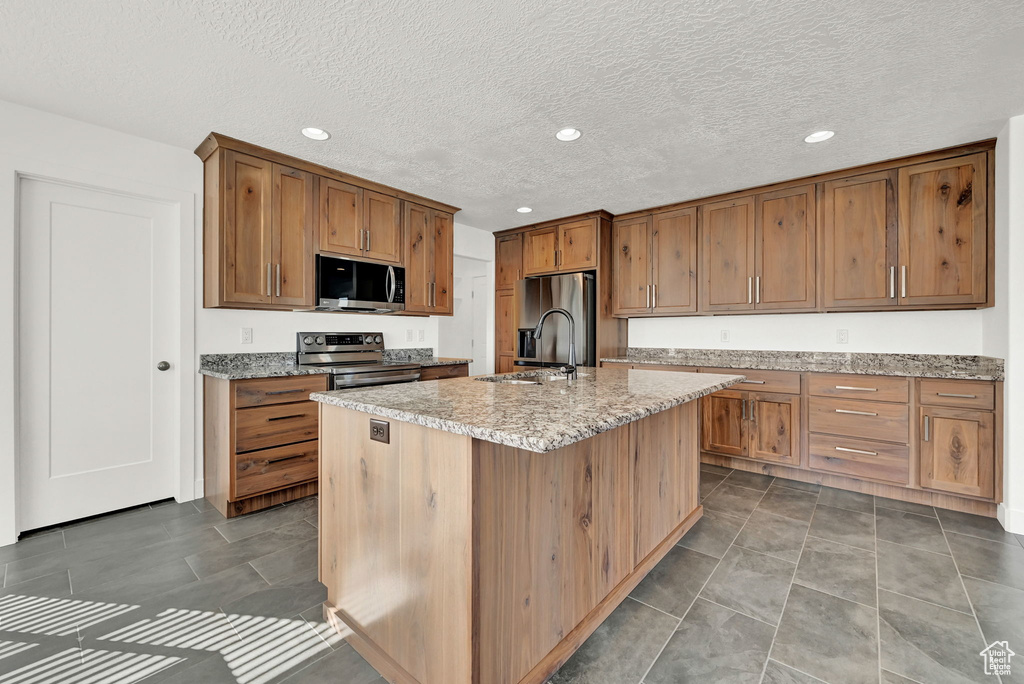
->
[1,157,196,543]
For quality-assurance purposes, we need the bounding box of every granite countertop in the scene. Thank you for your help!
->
[601,348,1004,382]
[198,350,471,381]
[311,366,744,453]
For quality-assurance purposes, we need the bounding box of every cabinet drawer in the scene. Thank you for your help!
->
[419,363,469,381]
[808,397,909,443]
[918,379,995,410]
[234,441,318,499]
[808,434,909,485]
[235,402,319,453]
[234,375,328,408]
[702,367,801,394]
[601,361,633,369]
[808,374,909,403]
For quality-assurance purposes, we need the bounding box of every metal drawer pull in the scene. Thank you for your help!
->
[889,266,896,299]
[747,277,752,304]
[266,453,309,464]
[267,414,305,422]
[835,409,877,416]
[924,415,931,442]
[756,276,761,304]
[741,399,746,420]
[835,446,878,456]
[265,389,304,396]
[266,263,272,296]
[936,392,977,399]
[901,265,907,298]
[835,386,876,392]
[276,264,281,297]
[741,380,766,385]
[653,284,657,308]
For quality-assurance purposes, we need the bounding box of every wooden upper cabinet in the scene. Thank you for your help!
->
[754,185,816,310]
[612,216,652,314]
[557,218,598,271]
[271,164,315,308]
[431,210,454,314]
[221,150,273,306]
[495,233,523,290]
[403,202,453,315]
[522,227,558,276]
[898,153,987,306]
[364,190,402,264]
[822,171,897,309]
[701,196,755,312]
[920,406,995,499]
[652,208,698,314]
[318,179,364,257]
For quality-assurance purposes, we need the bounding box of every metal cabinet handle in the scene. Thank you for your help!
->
[750,399,756,422]
[835,386,877,392]
[936,392,977,399]
[265,388,304,396]
[267,453,308,465]
[276,264,281,297]
[267,414,305,422]
[646,285,651,308]
[835,446,878,456]
[924,415,931,441]
[890,266,896,299]
[741,380,766,385]
[755,276,761,304]
[901,265,907,299]
[653,284,657,308]
[747,277,752,304]
[741,399,747,420]
[266,263,272,296]
[835,408,878,416]
[366,230,371,252]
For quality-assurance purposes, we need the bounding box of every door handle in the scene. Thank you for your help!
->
[646,285,651,308]
[755,276,761,304]
[266,263,272,297]
[890,266,896,299]
[901,265,907,299]
[156,361,171,371]
[366,230,371,252]
[923,415,931,442]
[386,266,396,303]
[747,277,752,304]
[652,284,657,308]
[835,409,877,416]
[275,264,281,297]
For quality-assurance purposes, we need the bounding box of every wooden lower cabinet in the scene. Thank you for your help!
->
[920,406,995,499]
[700,391,747,457]
[419,363,469,381]
[748,393,800,466]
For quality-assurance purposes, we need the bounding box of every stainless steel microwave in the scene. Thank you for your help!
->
[314,255,405,313]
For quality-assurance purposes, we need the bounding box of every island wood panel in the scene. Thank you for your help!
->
[821,171,897,309]
[222,150,273,305]
[522,227,558,276]
[754,185,816,310]
[701,391,747,457]
[363,189,403,264]
[651,208,698,314]
[633,402,698,560]
[318,178,364,257]
[611,216,651,314]
[748,392,800,466]
[898,153,987,306]
[203,376,233,517]
[271,164,316,307]
[496,233,523,289]
[319,404,474,684]
[700,196,755,312]
[920,406,995,499]
[557,218,598,272]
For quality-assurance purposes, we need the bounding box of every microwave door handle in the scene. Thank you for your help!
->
[386,266,396,303]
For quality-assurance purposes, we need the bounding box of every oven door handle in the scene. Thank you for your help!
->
[386,265,396,303]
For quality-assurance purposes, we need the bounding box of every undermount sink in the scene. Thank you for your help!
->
[487,378,543,385]
[475,371,591,385]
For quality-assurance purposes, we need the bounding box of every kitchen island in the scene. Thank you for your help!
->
[311,367,743,684]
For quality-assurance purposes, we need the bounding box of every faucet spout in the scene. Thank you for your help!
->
[533,307,577,379]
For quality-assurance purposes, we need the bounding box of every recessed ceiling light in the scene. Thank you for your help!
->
[555,128,582,142]
[804,130,835,143]
[301,127,331,141]
[517,207,533,213]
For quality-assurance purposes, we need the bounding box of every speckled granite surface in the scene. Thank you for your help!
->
[601,348,1004,381]
[311,366,744,453]
[199,350,471,380]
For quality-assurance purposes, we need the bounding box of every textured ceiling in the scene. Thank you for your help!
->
[1,0,1023,230]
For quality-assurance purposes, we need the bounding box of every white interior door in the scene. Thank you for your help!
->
[18,177,179,530]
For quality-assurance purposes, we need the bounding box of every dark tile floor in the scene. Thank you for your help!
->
[0,467,1021,683]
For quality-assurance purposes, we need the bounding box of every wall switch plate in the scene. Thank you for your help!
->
[370,419,390,444]
[240,327,253,344]
[418,329,425,342]
[837,329,849,344]
[406,329,414,342]
[720,330,730,343]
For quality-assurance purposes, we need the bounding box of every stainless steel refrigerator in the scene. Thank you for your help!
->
[514,273,596,368]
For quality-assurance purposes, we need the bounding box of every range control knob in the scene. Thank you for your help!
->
[315,336,325,345]
[373,334,383,344]
[302,336,314,345]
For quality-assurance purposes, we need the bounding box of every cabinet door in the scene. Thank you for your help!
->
[364,190,402,264]
[318,178,364,257]
[920,407,995,499]
[523,227,558,275]
[822,171,897,309]
[495,234,523,290]
[496,290,516,359]
[403,202,433,313]
[701,197,755,312]
[431,210,454,314]
[652,208,697,314]
[755,185,816,310]
[898,153,987,306]
[748,393,800,466]
[612,216,651,315]
[496,355,516,374]
[700,391,747,457]
[271,164,315,307]
[222,151,273,305]
[557,218,598,272]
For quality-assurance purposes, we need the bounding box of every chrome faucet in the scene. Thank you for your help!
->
[533,307,577,379]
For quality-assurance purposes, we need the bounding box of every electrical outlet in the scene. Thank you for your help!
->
[720,330,731,343]
[837,329,849,344]
[240,327,253,345]
[418,329,425,342]
[406,329,414,342]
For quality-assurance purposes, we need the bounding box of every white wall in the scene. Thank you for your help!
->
[452,222,496,372]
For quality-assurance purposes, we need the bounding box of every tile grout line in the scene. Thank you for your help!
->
[67,569,73,595]
[874,504,937,520]
[802,533,873,554]
[875,494,883,684]
[765,658,831,684]
[758,480,820,683]
[698,596,779,629]
[248,561,272,586]
[61,529,67,549]
[2,561,7,589]
[875,537,952,558]
[626,595,683,621]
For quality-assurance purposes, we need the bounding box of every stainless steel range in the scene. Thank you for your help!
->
[296,332,420,390]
